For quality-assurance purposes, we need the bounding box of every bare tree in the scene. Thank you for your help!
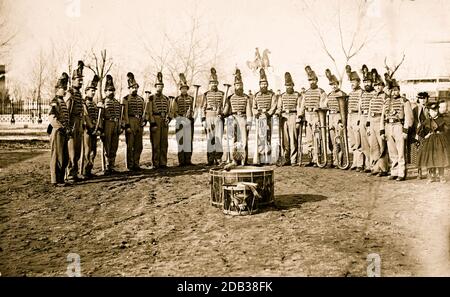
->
[297,0,385,86]
[138,9,228,94]
[0,1,17,58]
[384,53,406,78]
[29,49,48,121]
[84,49,113,102]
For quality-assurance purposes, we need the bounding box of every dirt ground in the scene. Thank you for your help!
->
[0,139,449,276]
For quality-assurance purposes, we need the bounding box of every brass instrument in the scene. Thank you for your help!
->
[314,108,329,168]
[334,95,350,170]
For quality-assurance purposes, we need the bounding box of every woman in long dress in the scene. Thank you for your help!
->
[417,102,450,183]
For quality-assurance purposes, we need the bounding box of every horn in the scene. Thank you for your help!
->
[314,108,329,168]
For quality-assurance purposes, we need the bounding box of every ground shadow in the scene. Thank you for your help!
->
[76,163,213,185]
[271,193,328,211]
[0,150,46,169]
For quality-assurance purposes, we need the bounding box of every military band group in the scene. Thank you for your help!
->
[48,60,450,187]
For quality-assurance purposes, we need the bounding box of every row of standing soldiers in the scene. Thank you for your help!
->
[48,62,449,186]
[49,61,177,186]
[197,65,449,182]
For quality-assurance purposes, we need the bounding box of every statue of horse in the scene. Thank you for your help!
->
[246,48,271,73]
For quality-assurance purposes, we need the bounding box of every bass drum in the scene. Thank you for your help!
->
[209,167,274,208]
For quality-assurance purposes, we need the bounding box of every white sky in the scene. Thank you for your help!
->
[3,0,450,93]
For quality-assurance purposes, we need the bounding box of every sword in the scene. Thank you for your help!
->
[120,96,128,167]
[223,83,231,163]
[253,113,260,165]
[95,101,106,172]
[297,118,304,166]
[191,84,201,119]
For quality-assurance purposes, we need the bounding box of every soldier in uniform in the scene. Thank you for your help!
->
[48,73,70,186]
[201,68,225,165]
[146,72,172,169]
[223,68,252,166]
[66,61,85,182]
[252,68,277,164]
[323,69,348,168]
[277,72,302,166]
[409,92,429,178]
[299,65,327,166]
[101,75,122,175]
[366,69,389,177]
[380,78,413,181]
[172,73,195,166]
[82,74,100,178]
[123,72,146,171]
[345,65,364,171]
[358,65,376,173]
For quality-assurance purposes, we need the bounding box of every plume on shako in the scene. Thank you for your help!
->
[127,72,139,88]
[384,70,400,90]
[178,73,189,89]
[259,68,268,83]
[234,68,243,84]
[361,64,371,81]
[104,74,115,91]
[55,72,69,90]
[325,68,338,85]
[371,68,383,86]
[209,67,218,82]
[72,60,84,80]
[155,71,164,86]
[345,65,352,78]
[346,65,360,81]
[384,73,392,89]
[87,74,99,90]
[305,65,317,80]
[284,72,294,86]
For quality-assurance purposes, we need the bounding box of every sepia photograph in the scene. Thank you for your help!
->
[0,0,449,282]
